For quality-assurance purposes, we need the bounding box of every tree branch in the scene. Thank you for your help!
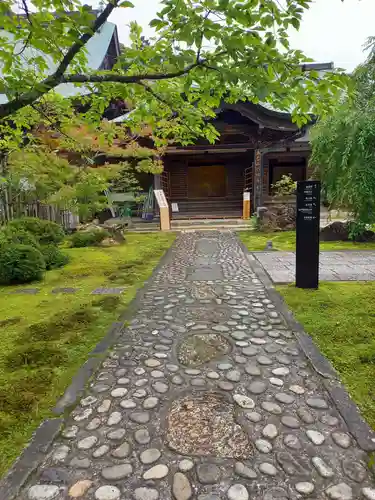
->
[0,0,120,119]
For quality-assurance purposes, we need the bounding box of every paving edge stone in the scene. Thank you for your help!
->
[0,418,63,500]
[238,237,375,452]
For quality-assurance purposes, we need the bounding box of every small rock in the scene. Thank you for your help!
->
[107,428,126,440]
[28,485,60,500]
[272,367,290,376]
[219,381,234,391]
[140,448,161,464]
[197,463,220,484]
[245,411,262,422]
[295,482,314,495]
[234,462,257,479]
[248,381,267,394]
[226,370,241,382]
[262,424,278,439]
[69,480,92,498]
[233,394,255,409]
[262,402,282,414]
[255,439,272,453]
[306,430,325,445]
[284,434,301,450]
[269,377,283,387]
[143,464,169,479]
[69,457,91,469]
[259,463,277,476]
[227,484,249,500]
[332,432,351,449]
[321,414,339,426]
[207,371,220,379]
[145,358,161,367]
[173,472,192,500]
[297,407,314,424]
[242,346,258,357]
[218,363,232,370]
[290,385,305,394]
[120,399,137,409]
[52,445,69,462]
[97,399,111,413]
[153,382,169,393]
[111,442,131,458]
[135,428,150,444]
[130,411,150,423]
[101,463,133,480]
[134,488,159,500]
[326,483,353,500]
[86,417,101,430]
[281,416,300,429]
[245,363,261,375]
[77,435,97,450]
[312,456,334,478]
[94,485,121,500]
[107,412,122,426]
[275,392,295,404]
[179,459,194,472]
[143,396,159,409]
[133,389,147,398]
[172,375,184,385]
[212,324,229,332]
[257,355,273,365]
[62,426,78,438]
[306,397,328,409]
[111,387,127,398]
[362,488,375,500]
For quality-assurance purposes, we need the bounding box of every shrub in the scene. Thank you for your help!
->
[71,229,110,248]
[0,244,46,284]
[40,244,70,270]
[0,227,40,248]
[7,217,65,244]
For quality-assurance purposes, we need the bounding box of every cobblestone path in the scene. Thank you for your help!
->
[21,232,375,500]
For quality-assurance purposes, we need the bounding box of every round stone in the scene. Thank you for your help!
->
[227,484,249,500]
[135,428,150,444]
[289,385,305,394]
[234,355,247,364]
[143,397,159,409]
[248,380,267,394]
[143,464,169,480]
[107,412,122,426]
[172,375,184,385]
[70,457,91,469]
[219,381,234,391]
[93,444,110,458]
[326,483,353,500]
[117,377,130,384]
[62,426,78,438]
[28,485,59,500]
[272,367,290,376]
[120,399,136,409]
[52,444,69,462]
[130,411,150,424]
[191,378,206,387]
[259,463,277,476]
[133,389,147,398]
[95,486,121,500]
[269,377,283,387]
[197,463,220,484]
[145,358,161,367]
[262,402,282,414]
[207,371,220,379]
[242,346,258,357]
[231,331,247,340]
[218,363,232,370]
[86,417,101,430]
[234,462,257,479]
[185,369,201,375]
[107,429,126,441]
[81,395,97,406]
[179,459,194,472]
[68,480,92,498]
[362,488,375,500]
[275,393,295,404]
[134,367,146,375]
[295,482,314,495]
[306,397,328,409]
[233,394,255,409]
[97,399,111,413]
[250,338,266,345]
[332,432,351,449]
[153,382,169,393]
[111,442,131,458]
[77,435,97,450]
[297,407,314,424]
[151,370,164,378]
[321,414,339,426]
[245,411,262,422]
[257,355,273,365]
[262,424,278,439]
[140,448,161,464]
[134,488,159,500]
[173,472,192,500]
[255,439,272,453]
[312,456,334,478]
[101,463,133,480]
[284,434,301,450]
[226,370,241,382]
[306,430,325,445]
[110,387,127,398]
[74,408,93,421]
[245,364,261,376]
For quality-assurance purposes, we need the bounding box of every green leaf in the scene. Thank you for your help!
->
[119,1,134,7]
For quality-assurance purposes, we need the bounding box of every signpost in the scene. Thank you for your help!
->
[296,180,321,289]
[154,189,171,231]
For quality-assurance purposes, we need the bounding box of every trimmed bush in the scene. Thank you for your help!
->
[7,217,65,244]
[71,229,110,248]
[0,227,40,248]
[40,245,70,270]
[0,244,46,284]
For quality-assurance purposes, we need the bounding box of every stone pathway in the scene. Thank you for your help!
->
[18,232,375,500]
[255,251,375,283]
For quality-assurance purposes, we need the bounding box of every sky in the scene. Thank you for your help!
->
[104,0,375,72]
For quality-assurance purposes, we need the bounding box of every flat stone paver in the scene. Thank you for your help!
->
[255,250,375,283]
[17,232,375,500]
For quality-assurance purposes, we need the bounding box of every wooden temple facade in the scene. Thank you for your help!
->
[155,102,313,219]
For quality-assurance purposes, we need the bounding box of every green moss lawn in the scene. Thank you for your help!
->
[239,230,375,251]
[279,282,375,429]
[0,232,175,476]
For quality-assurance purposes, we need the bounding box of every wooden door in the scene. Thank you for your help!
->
[188,165,226,198]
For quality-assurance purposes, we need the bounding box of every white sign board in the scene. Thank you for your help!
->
[154,189,168,209]
[171,203,179,213]
[243,192,250,201]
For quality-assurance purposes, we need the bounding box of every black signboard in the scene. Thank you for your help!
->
[296,180,321,289]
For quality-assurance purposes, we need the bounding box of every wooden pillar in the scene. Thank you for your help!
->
[253,149,262,210]
[154,189,170,231]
